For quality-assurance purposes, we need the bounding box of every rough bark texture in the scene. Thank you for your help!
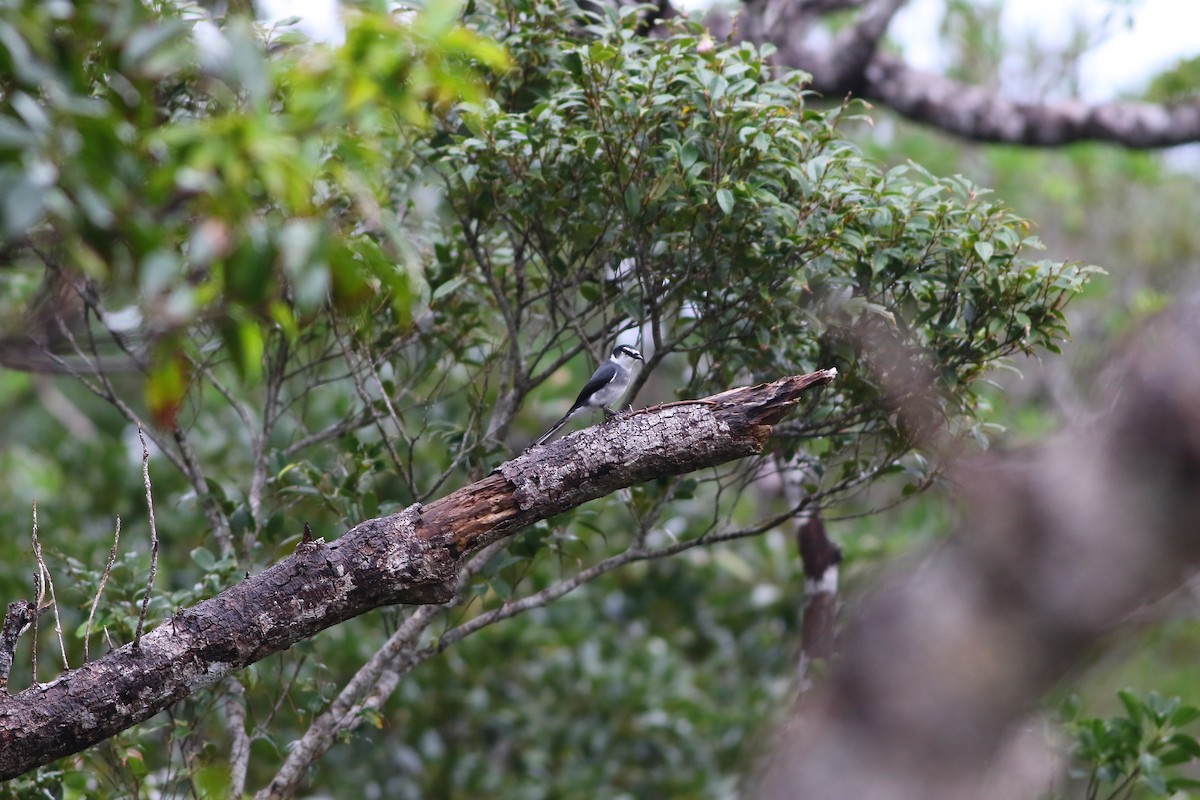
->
[0,602,39,693]
[755,311,1200,799]
[709,0,1200,148]
[0,368,836,781]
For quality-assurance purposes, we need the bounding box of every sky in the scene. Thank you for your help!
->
[255,0,1200,100]
[891,0,1200,100]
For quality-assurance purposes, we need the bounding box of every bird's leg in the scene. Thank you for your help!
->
[601,406,617,419]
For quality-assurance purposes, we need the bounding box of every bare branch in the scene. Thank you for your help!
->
[249,334,289,535]
[726,0,1200,148]
[133,427,160,654]
[30,503,68,672]
[1,602,42,693]
[84,516,122,663]
[861,53,1200,147]
[741,0,905,93]
[170,423,234,558]
[225,679,251,798]
[332,321,409,481]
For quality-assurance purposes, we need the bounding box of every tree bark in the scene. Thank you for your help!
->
[0,368,836,781]
[707,0,1200,148]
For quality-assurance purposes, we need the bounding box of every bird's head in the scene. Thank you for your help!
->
[611,344,644,364]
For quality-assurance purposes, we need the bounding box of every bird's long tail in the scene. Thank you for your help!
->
[534,411,574,447]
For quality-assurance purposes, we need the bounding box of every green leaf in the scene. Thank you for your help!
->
[563,51,583,79]
[973,240,994,262]
[1118,689,1144,725]
[433,275,467,300]
[624,183,642,214]
[1147,692,1180,724]
[191,547,217,571]
[124,747,148,779]
[715,188,734,215]
[1158,741,1199,765]
[1170,705,1200,728]
[0,116,35,150]
[122,20,192,72]
[194,763,232,800]
[1167,777,1200,791]
[220,318,265,382]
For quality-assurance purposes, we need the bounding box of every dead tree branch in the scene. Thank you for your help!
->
[0,603,43,693]
[133,427,159,654]
[0,368,836,781]
[83,516,121,663]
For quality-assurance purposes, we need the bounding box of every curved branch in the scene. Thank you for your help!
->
[0,368,837,781]
[860,53,1200,147]
[724,0,1200,148]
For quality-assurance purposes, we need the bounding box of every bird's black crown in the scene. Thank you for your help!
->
[612,345,644,361]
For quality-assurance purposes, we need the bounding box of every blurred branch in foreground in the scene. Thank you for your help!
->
[756,301,1200,799]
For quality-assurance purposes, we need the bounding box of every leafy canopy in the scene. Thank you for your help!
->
[0,0,1100,795]
[436,0,1097,487]
[0,0,505,421]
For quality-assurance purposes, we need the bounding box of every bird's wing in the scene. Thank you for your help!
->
[534,360,619,447]
[569,361,618,411]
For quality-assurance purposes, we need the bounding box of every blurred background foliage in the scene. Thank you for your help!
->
[0,0,1194,797]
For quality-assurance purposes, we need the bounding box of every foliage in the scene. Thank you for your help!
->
[0,0,504,421]
[440,2,1097,480]
[862,5,1200,797]
[1054,690,1200,800]
[0,0,1099,795]
[1144,55,1200,104]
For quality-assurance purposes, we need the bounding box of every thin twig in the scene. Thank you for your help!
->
[332,321,408,478]
[171,423,234,558]
[427,512,798,659]
[44,308,189,476]
[133,426,160,654]
[85,515,122,662]
[225,678,251,798]
[257,540,508,798]
[340,509,802,735]
[30,571,40,678]
[247,332,288,550]
[30,502,69,672]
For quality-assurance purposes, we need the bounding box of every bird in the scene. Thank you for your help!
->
[533,344,644,447]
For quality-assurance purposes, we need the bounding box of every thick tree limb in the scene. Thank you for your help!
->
[755,309,1200,798]
[717,0,1200,147]
[0,368,836,781]
[860,54,1200,147]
